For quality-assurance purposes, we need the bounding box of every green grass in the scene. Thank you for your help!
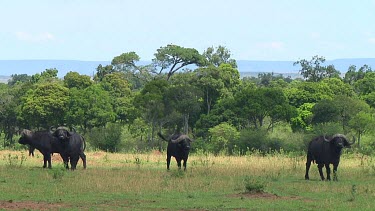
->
[0,150,375,210]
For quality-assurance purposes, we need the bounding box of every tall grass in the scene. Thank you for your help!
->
[0,150,374,210]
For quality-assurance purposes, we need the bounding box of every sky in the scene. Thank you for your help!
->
[1,0,375,62]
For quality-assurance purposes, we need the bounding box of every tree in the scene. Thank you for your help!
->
[152,44,207,80]
[349,111,375,147]
[232,87,293,129]
[290,103,314,132]
[354,72,375,96]
[64,71,92,89]
[134,79,169,143]
[31,68,59,84]
[84,85,116,129]
[19,82,69,128]
[164,84,202,134]
[8,74,31,86]
[203,45,237,68]
[344,64,372,85]
[94,64,114,82]
[111,52,153,90]
[100,72,135,123]
[294,55,340,82]
[312,95,370,132]
[111,52,140,70]
[194,64,240,115]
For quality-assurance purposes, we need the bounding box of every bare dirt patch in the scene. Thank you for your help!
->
[229,192,313,202]
[0,200,70,210]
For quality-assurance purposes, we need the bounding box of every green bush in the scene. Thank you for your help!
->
[86,122,122,152]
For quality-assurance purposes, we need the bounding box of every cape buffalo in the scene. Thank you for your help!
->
[305,134,355,181]
[50,126,87,170]
[157,132,193,171]
[18,129,69,168]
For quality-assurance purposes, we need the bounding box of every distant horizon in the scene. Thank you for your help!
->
[1,58,375,78]
[1,57,375,62]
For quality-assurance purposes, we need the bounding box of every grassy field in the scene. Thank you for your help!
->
[0,150,374,210]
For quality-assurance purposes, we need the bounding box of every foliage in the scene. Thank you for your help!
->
[208,122,240,155]
[203,45,237,68]
[86,122,123,152]
[1,49,375,154]
[152,44,207,80]
[19,82,69,128]
[294,55,340,82]
[63,71,92,89]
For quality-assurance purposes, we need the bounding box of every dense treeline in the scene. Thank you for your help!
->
[1,45,375,155]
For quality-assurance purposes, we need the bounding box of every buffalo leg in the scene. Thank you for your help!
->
[80,153,87,169]
[325,164,331,181]
[176,158,182,170]
[43,153,52,169]
[333,163,339,181]
[60,154,70,169]
[70,155,79,170]
[183,158,187,171]
[305,160,312,180]
[317,163,325,180]
[166,155,171,170]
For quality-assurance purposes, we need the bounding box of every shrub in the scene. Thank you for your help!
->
[87,122,122,152]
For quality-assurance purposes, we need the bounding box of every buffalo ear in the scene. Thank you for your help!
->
[67,131,73,137]
[52,130,58,137]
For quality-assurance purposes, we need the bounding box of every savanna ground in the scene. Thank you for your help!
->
[0,150,374,210]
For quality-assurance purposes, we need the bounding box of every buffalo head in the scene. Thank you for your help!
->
[50,126,72,141]
[171,134,193,151]
[324,134,355,152]
[18,129,33,145]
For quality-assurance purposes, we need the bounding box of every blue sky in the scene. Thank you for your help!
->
[1,0,374,61]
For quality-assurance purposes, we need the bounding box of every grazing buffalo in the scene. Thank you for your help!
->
[18,129,68,168]
[305,134,355,181]
[50,126,86,170]
[157,132,193,171]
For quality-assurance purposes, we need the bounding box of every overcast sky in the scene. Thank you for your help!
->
[1,0,374,61]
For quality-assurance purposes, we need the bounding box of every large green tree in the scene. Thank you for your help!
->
[64,71,93,89]
[100,72,135,123]
[20,82,69,128]
[203,45,237,68]
[134,79,169,142]
[294,55,340,82]
[153,44,207,80]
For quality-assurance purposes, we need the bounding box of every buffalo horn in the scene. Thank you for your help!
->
[323,135,330,142]
[56,126,69,131]
[21,129,33,138]
[171,135,191,143]
[332,134,354,145]
[49,126,56,133]
[348,136,356,145]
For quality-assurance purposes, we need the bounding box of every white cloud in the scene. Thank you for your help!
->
[369,38,375,44]
[15,32,56,42]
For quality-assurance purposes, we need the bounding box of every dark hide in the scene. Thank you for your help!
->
[157,132,192,171]
[305,134,354,181]
[18,130,68,168]
[51,127,86,170]
[28,145,35,157]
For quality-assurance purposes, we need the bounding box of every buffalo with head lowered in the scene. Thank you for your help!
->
[18,129,68,168]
